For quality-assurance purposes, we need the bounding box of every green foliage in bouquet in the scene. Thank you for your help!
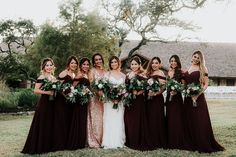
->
[91,78,111,101]
[75,85,93,105]
[106,84,126,109]
[41,78,61,92]
[166,79,184,101]
[127,76,146,91]
[183,83,202,97]
[146,78,161,99]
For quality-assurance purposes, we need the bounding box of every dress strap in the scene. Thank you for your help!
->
[36,79,44,83]
[58,76,66,80]
[74,78,80,81]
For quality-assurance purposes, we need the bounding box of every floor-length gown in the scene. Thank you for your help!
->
[146,75,167,149]
[183,71,224,153]
[22,79,54,154]
[165,76,184,149]
[102,73,126,149]
[67,77,89,150]
[124,75,151,151]
[87,69,104,148]
[52,75,73,151]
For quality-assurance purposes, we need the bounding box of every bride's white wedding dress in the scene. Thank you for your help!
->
[102,73,126,149]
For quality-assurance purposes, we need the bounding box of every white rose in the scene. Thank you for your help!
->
[52,84,56,89]
[137,80,141,86]
[98,84,103,89]
[69,93,73,97]
[147,78,154,86]
[187,89,190,94]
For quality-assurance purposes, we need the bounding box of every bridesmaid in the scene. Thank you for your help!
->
[183,51,224,153]
[124,56,150,151]
[165,55,184,149]
[22,58,55,154]
[145,57,167,149]
[87,53,106,148]
[52,55,78,151]
[67,58,92,149]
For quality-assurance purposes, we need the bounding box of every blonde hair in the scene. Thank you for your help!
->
[192,51,207,84]
[40,58,55,75]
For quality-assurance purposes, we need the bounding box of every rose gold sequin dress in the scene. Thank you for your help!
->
[87,68,105,148]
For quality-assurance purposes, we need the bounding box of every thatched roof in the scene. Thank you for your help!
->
[120,41,236,78]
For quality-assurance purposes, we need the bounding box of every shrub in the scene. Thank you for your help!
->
[0,92,18,112]
[0,81,10,92]
[0,88,39,112]
[16,89,39,109]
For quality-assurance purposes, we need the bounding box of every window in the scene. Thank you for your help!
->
[226,79,235,86]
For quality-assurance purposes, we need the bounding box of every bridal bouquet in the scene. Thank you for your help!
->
[41,78,61,100]
[76,85,93,105]
[166,79,183,101]
[183,83,202,107]
[127,76,146,99]
[91,78,110,101]
[106,84,126,109]
[146,78,161,99]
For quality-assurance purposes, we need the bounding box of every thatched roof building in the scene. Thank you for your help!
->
[120,41,236,86]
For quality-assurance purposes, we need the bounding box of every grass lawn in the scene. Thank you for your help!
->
[0,99,236,157]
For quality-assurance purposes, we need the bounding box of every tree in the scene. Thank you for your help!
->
[0,19,37,86]
[0,19,36,55]
[25,23,70,76]
[101,0,208,67]
[59,0,119,61]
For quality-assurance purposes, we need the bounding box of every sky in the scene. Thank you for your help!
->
[0,0,236,43]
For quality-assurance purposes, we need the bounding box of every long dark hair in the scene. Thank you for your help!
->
[92,53,104,67]
[108,56,120,70]
[129,56,144,74]
[66,55,78,69]
[169,55,182,81]
[146,57,161,77]
[79,57,91,70]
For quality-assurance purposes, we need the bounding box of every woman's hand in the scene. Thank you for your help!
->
[112,99,119,104]
[192,95,199,102]
[46,90,54,96]
[133,90,138,95]
[153,91,162,96]
[148,91,155,97]
[170,91,177,96]
[97,90,104,97]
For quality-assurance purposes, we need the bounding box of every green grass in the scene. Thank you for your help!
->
[0,99,236,157]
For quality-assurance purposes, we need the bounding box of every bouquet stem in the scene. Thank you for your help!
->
[192,100,198,107]
[99,95,104,102]
[113,103,118,109]
[169,95,173,102]
[147,96,152,100]
[49,95,54,101]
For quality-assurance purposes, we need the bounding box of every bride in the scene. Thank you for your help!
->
[102,56,126,149]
